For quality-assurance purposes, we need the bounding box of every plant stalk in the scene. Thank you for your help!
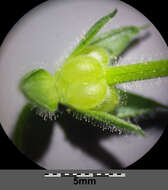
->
[106,60,168,85]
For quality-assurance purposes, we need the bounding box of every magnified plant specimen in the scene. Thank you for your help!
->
[20,9,168,136]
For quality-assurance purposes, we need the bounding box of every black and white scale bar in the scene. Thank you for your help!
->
[44,172,126,178]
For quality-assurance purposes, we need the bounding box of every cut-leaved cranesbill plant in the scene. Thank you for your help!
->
[20,9,168,136]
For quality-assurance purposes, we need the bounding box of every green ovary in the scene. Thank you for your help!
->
[56,54,107,109]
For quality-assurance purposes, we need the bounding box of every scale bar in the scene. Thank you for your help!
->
[44,172,126,178]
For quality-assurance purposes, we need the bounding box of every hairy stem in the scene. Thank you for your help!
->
[106,60,168,85]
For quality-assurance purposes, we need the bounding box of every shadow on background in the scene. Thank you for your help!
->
[57,109,124,168]
[12,103,168,169]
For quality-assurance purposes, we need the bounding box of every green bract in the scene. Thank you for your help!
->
[20,9,168,136]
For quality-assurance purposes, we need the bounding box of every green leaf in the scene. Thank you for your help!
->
[106,60,168,85]
[65,107,145,136]
[68,9,117,59]
[89,25,149,60]
[20,69,59,111]
[113,89,168,118]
